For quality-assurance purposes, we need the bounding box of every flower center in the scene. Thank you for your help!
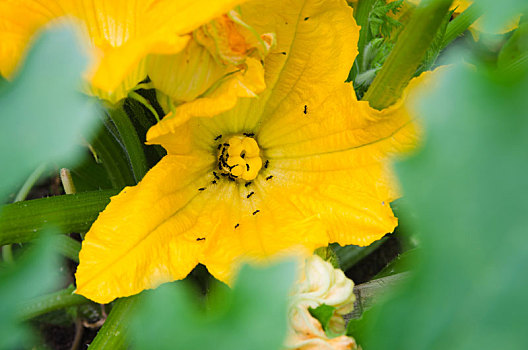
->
[218,135,262,181]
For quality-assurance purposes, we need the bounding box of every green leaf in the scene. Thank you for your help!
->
[0,25,98,199]
[130,261,296,350]
[360,49,528,349]
[332,238,387,271]
[0,233,62,349]
[0,190,117,245]
[308,304,336,335]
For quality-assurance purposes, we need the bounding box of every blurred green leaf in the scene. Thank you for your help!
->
[131,261,296,350]
[360,50,528,349]
[0,233,61,349]
[0,25,98,198]
[472,0,527,34]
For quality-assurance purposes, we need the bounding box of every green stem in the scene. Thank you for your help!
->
[14,163,47,202]
[2,245,14,264]
[0,190,118,245]
[442,4,482,48]
[91,122,136,189]
[88,296,140,350]
[108,104,148,182]
[363,0,454,109]
[18,284,89,321]
[53,234,81,262]
[128,91,160,122]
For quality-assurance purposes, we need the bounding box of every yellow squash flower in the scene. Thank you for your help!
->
[147,8,274,129]
[0,0,244,103]
[76,0,420,303]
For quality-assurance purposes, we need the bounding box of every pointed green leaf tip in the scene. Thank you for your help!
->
[0,24,99,198]
[130,261,297,350]
[309,304,338,335]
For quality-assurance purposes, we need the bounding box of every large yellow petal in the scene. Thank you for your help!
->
[200,181,328,282]
[76,153,216,303]
[0,0,244,103]
[147,57,266,139]
[239,0,359,120]
[258,72,439,245]
[147,0,358,143]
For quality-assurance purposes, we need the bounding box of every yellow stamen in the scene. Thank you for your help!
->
[219,135,262,181]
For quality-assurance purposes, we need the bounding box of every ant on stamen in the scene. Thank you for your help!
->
[243,132,255,137]
[246,164,250,171]
[304,105,307,114]
[252,210,260,215]
[196,237,205,241]
[198,187,206,191]
[245,181,252,187]
[266,175,273,181]
[264,160,269,168]
[214,135,222,141]
[247,192,255,198]
[235,223,240,229]
[211,180,217,184]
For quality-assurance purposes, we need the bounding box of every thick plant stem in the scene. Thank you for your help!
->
[442,4,482,48]
[88,296,141,350]
[0,190,118,245]
[363,0,454,109]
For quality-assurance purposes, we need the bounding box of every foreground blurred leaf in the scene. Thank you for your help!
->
[0,233,61,349]
[131,261,296,350]
[472,0,527,34]
[0,25,98,198]
[360,50,528,349]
